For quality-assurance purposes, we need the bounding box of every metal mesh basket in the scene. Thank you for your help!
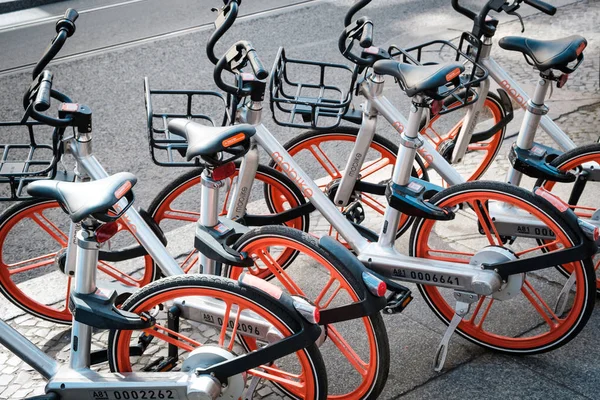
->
[144,77,230,167]
[269,47,356,130]
[389,32,488,114]
[0,120,64,200]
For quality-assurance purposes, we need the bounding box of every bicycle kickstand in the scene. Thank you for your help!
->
[433,291,478,372]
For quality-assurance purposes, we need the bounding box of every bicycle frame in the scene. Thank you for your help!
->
[228,102,504,296]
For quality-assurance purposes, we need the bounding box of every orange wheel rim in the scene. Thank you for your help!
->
[230,236,379,399]
[0,201,152,322]
[420,97,504,182]
[113,287,318,398]
[415,190,588,350]
[152,170,304,276]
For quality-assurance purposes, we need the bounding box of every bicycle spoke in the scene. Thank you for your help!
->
[469,200,501,246]
[30,212,68,246]
[254,249,304,295]
[98,261,140,287]
[360,157,391,179]
[326,325,368,376]
[247,367,304,389]
[162,208,200,222]
[227,307,243,351]
[515,240,561,257]
[179,250,200,274]
[218,301,233,347]
[466,296,494,329]
[308,145,341,180]
[8,252,57,275]
[521,280,560,329]
[361,193,387,215]
[143,323,202,352]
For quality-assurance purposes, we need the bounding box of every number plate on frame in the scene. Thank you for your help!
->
[90,389,178,400]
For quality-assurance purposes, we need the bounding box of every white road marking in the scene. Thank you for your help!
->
[0,0,148,32]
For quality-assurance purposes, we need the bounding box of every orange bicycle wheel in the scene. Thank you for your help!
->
[228,226,389,400]
[147,164,309,277]
[108,275,327,399]
[410,181,595,353]
[0,198,156,324]
[537,143,600,292]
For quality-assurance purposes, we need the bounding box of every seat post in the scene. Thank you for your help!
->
[199,169,222,275]
[70,220,99,370]
[506,75,551,186]
[391,96,426,187]
[515,75,551,151]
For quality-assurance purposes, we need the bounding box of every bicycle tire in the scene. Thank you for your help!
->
[108,274,327,399]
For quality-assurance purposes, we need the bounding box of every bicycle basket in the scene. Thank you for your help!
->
[269,47,356,130]
[389,32,488,114]
[0,120,64,201]
[145,77,230,167]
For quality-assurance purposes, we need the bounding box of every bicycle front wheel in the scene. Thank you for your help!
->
[227,226,389,400]
[0,198,156,323]
[410,181,595,353]
[108,274,327,399]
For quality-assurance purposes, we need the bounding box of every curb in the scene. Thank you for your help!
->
[0,0,64,14]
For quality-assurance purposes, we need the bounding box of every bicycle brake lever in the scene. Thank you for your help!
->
[507,10,525,32]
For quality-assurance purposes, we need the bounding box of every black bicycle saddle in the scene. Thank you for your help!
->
[168,119,256,162]
[498,35,586,72]
[27,172,137,222]
[373,60,465,98]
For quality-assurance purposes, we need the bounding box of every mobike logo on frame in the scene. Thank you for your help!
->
[500,80,527,107]
[271,152,314,198]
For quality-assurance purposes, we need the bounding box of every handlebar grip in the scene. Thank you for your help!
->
[247,50,268,80]
[359,22,373,48]
[344,0,372,27]
[33,71,53,112]
[523,0,556,15]
[451,0,477,20]
[56,8,79,36]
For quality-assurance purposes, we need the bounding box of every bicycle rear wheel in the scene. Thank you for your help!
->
[108,274,327,399]
[410,181,595,353]
[147,164,309,277]
[227,226,389,400]
[0,198,156,323]
[537,143,600,293]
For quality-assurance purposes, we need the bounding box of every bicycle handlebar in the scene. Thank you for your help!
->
[524,0,556,15]
[32,8,78,78]
[339,16,377,66]
[214,40,266,95]
[33,71,53,112]
[206,0,240,65]
[360,21,373,48]
[344,0,372,27]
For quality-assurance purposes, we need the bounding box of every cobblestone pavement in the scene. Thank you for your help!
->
[0,0,599,399]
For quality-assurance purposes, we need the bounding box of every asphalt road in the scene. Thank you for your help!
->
[0,0,576,208]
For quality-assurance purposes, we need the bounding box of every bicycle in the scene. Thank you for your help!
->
[139,0,599,374]
[9,169,329,400]
[0,7,391,399]
[271,0,598,245]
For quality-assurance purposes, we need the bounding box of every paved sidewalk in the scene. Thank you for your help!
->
[0,0,599,399]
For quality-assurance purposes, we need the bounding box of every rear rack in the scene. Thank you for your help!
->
[145,77,230,167]
[0,120,63,201]
[389,32,488,114]
[269,47,357,130]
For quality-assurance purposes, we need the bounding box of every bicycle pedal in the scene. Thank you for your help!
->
[343,201,365,224]
[383,289,413,314]
[156,356,178,372]
[142,356,165,372]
